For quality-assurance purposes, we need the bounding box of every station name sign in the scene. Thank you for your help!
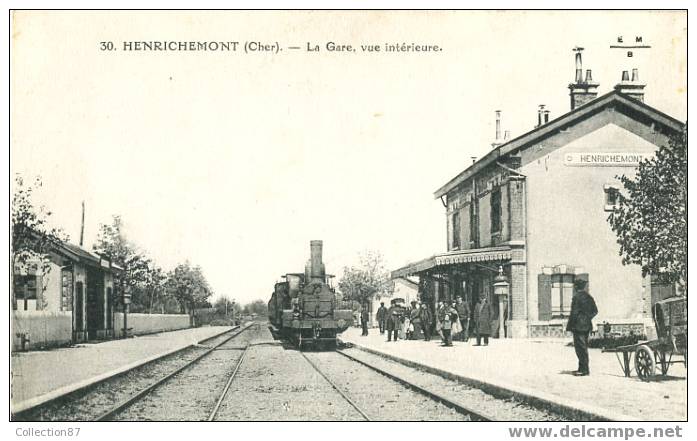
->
[564,152,655,167]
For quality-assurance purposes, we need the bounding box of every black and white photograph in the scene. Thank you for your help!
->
[5,5,689,434]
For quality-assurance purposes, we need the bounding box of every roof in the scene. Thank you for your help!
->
[394,277,419,288]
[56,241,124,272]
[433,91,684,199]
[391,246,512,279]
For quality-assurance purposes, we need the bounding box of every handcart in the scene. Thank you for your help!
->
[602,296,686,381]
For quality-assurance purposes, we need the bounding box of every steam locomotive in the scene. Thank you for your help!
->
[268,241,353,349]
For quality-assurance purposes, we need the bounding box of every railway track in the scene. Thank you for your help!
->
[334,346,568,421]
[13,323,256,421]
[335,349,495,421]
[17,323,566,421]
[300,349,494,421]
[207,345,250,421]
[300,351,372,420]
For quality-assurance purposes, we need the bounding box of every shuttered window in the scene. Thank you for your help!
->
[538,272,589,320]
[551,274,574,317]
[452,211,461,249]
[491,188,502,233]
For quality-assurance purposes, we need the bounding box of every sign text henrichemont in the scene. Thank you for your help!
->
[563,152,655,166]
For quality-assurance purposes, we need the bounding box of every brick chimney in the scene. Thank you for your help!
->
[614,68,645,102]
[568,47,599,110]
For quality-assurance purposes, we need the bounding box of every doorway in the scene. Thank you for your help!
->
[85,267,105,340]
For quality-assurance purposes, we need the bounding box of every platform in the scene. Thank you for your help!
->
[339,327,686,421]
[11,325,234,414]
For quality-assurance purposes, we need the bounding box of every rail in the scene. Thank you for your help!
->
[208,345,250,421]
[94,324,254,421]
[335,349,495,421]
[300,351,371,421]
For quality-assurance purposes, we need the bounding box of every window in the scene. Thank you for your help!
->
[61,269,73,311]
[14,275,37,311]
[469,200,479,247]
[551,274,574,317]
[451,211,461,249]
[538,270,589,321]
[491,188,502,234]
[604,185,620,211]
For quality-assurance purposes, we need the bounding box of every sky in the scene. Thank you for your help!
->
[10,11,687,305]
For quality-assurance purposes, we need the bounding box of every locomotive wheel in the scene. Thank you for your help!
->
[635,345,656,381]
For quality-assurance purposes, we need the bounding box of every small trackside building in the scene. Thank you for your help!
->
[12,240,123,350]
[391,59,684,338]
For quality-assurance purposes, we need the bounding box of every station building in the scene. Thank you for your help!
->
[391,55,684,338]
[12,239,122,350]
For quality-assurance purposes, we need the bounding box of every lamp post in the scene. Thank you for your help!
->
[122,285,131,338]
[493,266,510,339]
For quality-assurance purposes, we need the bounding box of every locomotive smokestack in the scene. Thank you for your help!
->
[309,240,326,282]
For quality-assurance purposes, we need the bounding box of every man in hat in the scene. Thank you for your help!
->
[386,299,400,342]
[454,296,471,342]
[473,293,492,346]
[420,301,432,341]
[566,279,598,376]
[376,302,387,334]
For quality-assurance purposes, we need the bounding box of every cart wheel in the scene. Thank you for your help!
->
[635,345,656,381]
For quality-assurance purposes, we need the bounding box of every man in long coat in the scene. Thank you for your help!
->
[420,302,432,341]
[360,306,369,336]
[376,302,387,334]
[566,279,598,376]
[386,300,402,342]
[454,296,471,342]
[473,294,493,346]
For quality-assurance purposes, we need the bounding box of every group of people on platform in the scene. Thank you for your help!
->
[365,294,494,347]
[358,278,599,376]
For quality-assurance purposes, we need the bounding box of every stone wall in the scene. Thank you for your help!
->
[113,312,190,337]
[12,310,73,351]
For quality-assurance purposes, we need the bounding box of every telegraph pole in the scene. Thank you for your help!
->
[79,201,85,247]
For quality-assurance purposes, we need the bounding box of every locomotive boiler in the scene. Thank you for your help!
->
[268,240,353,349]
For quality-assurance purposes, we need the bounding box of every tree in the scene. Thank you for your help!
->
[338,250,394,307]
[214,295,237,317]
[165,262,213,325]
[11,174,68,309]
[244,299,268,316]
[93,215,163,313]
[608,124,687,289]
[145,265,167,314]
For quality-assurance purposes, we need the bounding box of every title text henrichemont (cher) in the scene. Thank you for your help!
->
[115,41,442,54]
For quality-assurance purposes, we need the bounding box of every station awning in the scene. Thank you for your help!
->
[391,246,512,279]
